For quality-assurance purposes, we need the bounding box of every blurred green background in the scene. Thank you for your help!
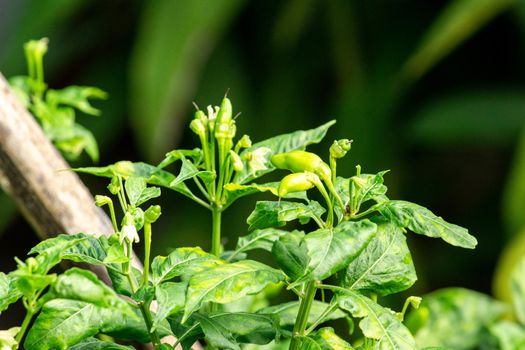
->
[1,0,525,328]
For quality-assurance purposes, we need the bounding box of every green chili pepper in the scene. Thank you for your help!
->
[214,97,233,141]
[277,172,320,197]
[271,150,331,180]
[271,150,345,213]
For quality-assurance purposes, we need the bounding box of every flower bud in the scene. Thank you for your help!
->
[190,119,206,139]
[330,139,352,159]
[145,205,162,224]
[229,150,243,172]
[108,176,120,195]
[95,195,112,207]
[237,134,252,149]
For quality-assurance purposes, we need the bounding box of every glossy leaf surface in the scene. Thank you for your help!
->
[378,200,477,249]
[271,230,309,280]
[342,220,416,296]
[247,200,325,230]
[235,228,288,255]
[300,327,353,349]
[151,247,223,285]
[152,281,187,330]
[338,291,416,350]
[183,260,285,322]
[295,220,377,284]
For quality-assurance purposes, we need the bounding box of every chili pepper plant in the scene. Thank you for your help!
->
[0,40,478,350]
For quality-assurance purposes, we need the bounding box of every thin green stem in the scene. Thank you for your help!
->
[123,242,161,346]
[306,301,338,333]
[290,281,317,350]
[351,203,382,220]
[193,177,211,201]
[314,182,334,228]
[107,201,119,233]
[15,305,35,345]
[211,205,222,256]
[142,223,152,287]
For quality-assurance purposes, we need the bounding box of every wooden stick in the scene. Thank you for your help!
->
[0,73,121,281]
[0,72,197,349]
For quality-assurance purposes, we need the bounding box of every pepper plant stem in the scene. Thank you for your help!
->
[15,306,35,345]
[290,281,317,350]
[142,223,152,287]
[211,205,222,256]
[124,240,161,346]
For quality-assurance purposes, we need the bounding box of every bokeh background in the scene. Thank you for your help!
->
[1,0,525,328]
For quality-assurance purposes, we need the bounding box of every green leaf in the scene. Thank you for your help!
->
[271,230,310,280]
[405,288,506,349]
[158,149,203,169]
[237,120,336,184]
[46,86,107,116]
[235,228,288,255]
[247,201,325,230]
[130,0,245,159]
[300,327,353,349]
[153,281,187,331]
[175,312,280,350]
[511,255,525,325]
[167,313,203,350]
[401,0,516,81]
[107,267,142,298]
[0,327,20,350]
[183,260,285,322]
[67,337,134,349]
[294,220,377,284]
[222,182,307,209]
[0,273,22,313]
[196,314,239,350]
[378,200,477,249]
[337,291,416,350]
[24,299,141,350]
[151,247,223,285]
[342,220,416,296]
[258,300,346,326]
[124,176,161,207]
[76,161,195,200]
[349,171,389,212]
[490,321,525,350]
[103,241,129,264]
[13,273,56,299]
[47,268,129,309]
[29,233,112,270]
[28,234,98,273]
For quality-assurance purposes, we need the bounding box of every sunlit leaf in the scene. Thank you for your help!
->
[182,260,285,322]
[378,200,477,249]
[151,247,223,285]
[294,220,377,284]
[338,291,416,350]
[342,220,417,296]
[247,200,325,230]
